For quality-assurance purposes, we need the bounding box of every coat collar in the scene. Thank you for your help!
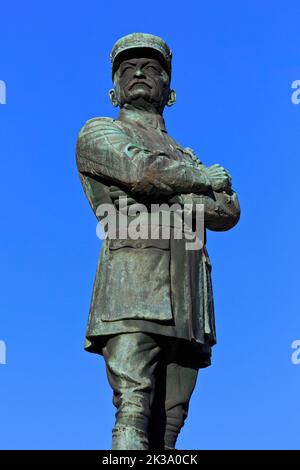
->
[118,108,167,133]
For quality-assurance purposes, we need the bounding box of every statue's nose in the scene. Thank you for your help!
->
[134,68,145,78]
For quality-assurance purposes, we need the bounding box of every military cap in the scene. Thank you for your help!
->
[110,33,172,79]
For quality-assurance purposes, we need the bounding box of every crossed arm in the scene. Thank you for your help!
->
[77,118,240,231]
[168,190,240,231]
[76,118,214,197]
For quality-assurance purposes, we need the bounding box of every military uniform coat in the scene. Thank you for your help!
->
[76,109,240,367]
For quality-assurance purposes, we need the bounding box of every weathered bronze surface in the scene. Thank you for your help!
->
[76,32,240,450]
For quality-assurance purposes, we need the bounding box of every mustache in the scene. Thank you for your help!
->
[128,80,152,90]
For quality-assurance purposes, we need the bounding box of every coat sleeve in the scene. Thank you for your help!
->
[171,189,241,231]
[76,117,212,197]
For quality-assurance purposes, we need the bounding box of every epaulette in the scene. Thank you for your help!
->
[85,117,115,125]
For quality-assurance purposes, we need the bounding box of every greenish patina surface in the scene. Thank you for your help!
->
[76,33,240,450]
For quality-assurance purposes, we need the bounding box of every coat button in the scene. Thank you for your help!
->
[136,242,142,248]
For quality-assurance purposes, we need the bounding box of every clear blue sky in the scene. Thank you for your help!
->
[1,0,299,450]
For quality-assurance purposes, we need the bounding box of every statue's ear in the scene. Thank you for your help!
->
[166,89,176,107]
[109,89,119,107]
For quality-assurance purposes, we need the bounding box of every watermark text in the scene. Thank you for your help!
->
[95,198,205,251]
[291,80,300,105]
[291,340,300,365]
[0,340,6,365]
[0,80,6,104]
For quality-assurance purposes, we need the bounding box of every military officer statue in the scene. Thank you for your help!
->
[76,33,240,450]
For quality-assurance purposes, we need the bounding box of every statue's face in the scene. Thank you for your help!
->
[113,57,171,113]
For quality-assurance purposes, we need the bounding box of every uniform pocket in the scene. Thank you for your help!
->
[100,240,173,322]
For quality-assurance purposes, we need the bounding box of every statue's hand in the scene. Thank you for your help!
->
[205,164,232,192]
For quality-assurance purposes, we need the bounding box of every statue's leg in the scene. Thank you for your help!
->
[163,342,199,449]
[148,359,167,450]
[102,332,161,450]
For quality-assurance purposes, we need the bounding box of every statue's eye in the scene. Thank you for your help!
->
[145,65,159,72]
[120,65,134,74]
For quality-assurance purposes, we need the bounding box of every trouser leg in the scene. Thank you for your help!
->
[148,338,199,450]
[164,362,198,449]
[148,359,167,450]
[164,340,199,449]
[102,332,161,450]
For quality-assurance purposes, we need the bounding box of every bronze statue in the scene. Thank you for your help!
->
[76,33,240,450]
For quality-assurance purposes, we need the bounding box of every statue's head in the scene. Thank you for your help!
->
[109,33,176,114]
